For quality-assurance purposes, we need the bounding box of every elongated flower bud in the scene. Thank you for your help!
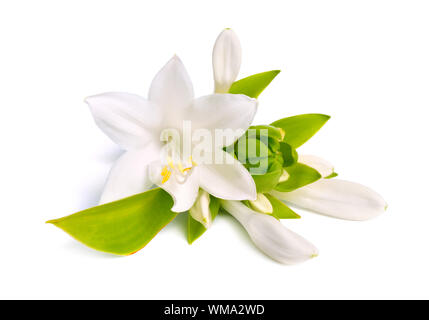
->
[189,189,212,228]
[271,179,387,221]
[221,200,318,264]
[212,28,242,93]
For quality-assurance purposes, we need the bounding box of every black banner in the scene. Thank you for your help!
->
[0,300,419,319]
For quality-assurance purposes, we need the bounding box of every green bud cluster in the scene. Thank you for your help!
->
[231,124,298,193]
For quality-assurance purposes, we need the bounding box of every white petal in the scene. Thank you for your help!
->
[198,151,257,201]
[149,162,199,212]
[99,143,161,204]
[221,200,318,265]
[298,155,334,178]
[271,179,387,221]
[85,92,160,150]
[212,29,242,93]
[190,94,258,146]
[148,55,194,127]
[189,189,212,228]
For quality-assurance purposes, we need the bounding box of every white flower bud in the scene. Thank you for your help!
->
[189,189,212,228]
[221,200,318,264]
[271,179,387,221]
[212,28,242,93]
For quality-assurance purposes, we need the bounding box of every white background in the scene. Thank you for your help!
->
[1,0,428,299]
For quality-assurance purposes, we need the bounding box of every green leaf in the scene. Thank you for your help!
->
[279,142,298,167]
[187,196,220,244]
[47,188,176,255]
[229,70,281,98]
[275,163,321,192]
[271,114,330,148]
[265,194,301,219]
[325,172,338,179]
[252,159,283,193]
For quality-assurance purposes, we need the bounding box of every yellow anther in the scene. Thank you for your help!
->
[161,156,196,182]
[161,169,172,184]
[161,165,169,176]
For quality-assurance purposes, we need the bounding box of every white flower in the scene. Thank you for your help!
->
[86,56,258,212]
[271,177,387,221]
[220,200,318,265]
[212,28,242,93]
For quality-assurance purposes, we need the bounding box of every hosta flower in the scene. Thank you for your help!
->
[86,55,258,212]
[221,200,318,264]
[48,28,387,264]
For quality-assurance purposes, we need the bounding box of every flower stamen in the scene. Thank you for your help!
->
[161,156,198,184]
[161,166,172,184]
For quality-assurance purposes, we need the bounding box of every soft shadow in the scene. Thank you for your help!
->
[218,211,265,254]
[95,148,124,164]
[63,241,122,259]
[218,210,250,241]
[77,148,124,210]
[76,178,106,210]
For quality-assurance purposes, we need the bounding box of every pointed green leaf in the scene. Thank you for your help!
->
[47,188,176,255]
[275,163,321,192]
[265,194,301,219]
[187,196,220,244]
[229,70,280,98]
[271,114,330,148]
